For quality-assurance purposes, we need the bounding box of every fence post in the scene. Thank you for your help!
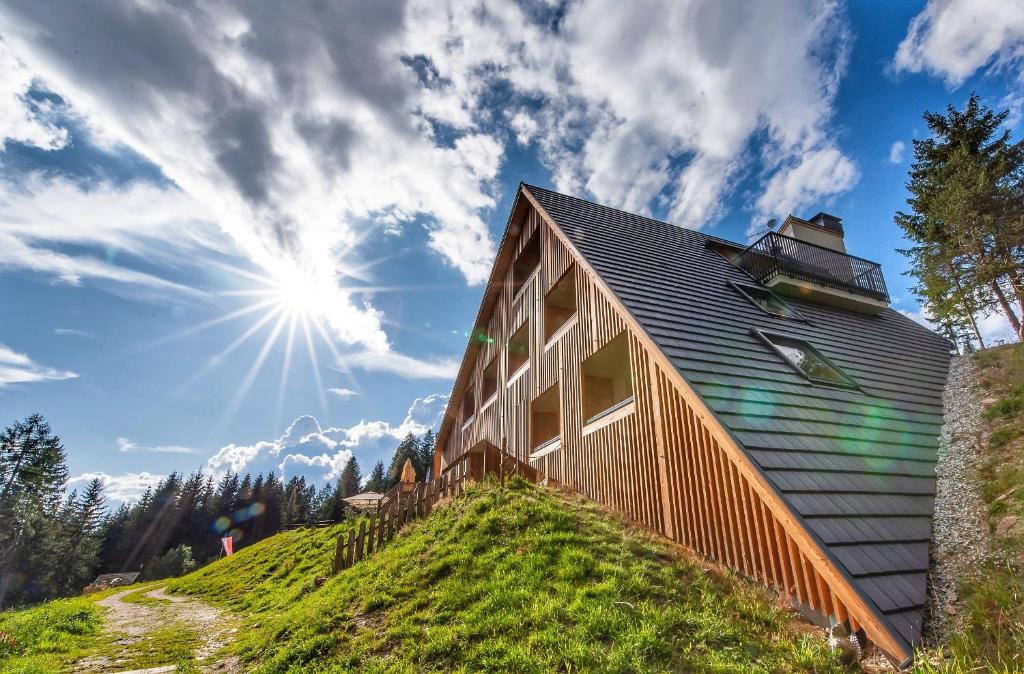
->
[354,520,366,565]
[377,510,387,549]
[345,528,355,568]
[366,513,376,555]
[337,528,350,569]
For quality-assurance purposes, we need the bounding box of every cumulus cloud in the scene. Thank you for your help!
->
[0,343,77,386]
[206,394,448,484]
[893,0,1024,86]
[753,147,859,235]
[69,470,165,504]
[889,140,906,164]
[326,387,359,399]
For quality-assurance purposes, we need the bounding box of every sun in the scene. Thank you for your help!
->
[271,268,332,319]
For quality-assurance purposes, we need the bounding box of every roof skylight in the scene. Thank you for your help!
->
[730,281,804,320]
[756,331,857,388]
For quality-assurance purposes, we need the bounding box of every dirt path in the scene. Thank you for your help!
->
[73,586,240,673]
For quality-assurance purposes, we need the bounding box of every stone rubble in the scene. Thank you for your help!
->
[925,355,992,645]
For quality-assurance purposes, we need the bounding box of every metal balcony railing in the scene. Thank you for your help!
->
[734,231,889,303]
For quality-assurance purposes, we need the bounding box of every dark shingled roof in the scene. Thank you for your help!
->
[525,184,951,652]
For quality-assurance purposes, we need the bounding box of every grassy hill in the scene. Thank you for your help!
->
[168,478,844,673]
[935,343,1024,671]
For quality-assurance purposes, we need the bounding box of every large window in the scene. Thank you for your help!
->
[462,384,476,423]
[481,357,498,404]
[530,383,561,453]
[544,267,578,342]
[729,281,804,321]
[512,229,540,296]
[507,320,530,378]
[756,331,857,388]
[582,332,634,423]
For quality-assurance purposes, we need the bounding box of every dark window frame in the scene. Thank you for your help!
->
[753,329,859,390]
[543,265,579,344]
[729,280,806,321]
[507,319,530,381]
[581,331,635,423]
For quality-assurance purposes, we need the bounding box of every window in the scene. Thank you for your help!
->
[512,229,540,295]
[462,384,476,422]
[757,331,857,388]
[530,383,561,452]
[730,281,804,320]
[481,357,498,404]
[507,320,530,378]
[544,267,578,342]
[582,332,634,423]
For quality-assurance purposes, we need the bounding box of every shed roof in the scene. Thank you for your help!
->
[524,183,951,652]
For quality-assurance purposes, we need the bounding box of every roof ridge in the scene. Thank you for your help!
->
[521,182,742,248]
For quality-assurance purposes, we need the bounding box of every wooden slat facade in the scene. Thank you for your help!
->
[433,186,930,665]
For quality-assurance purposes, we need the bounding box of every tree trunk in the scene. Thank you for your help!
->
[991,279,1024,340]
[952,273,986,348]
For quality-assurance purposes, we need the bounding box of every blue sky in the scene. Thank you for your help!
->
[0,0,1021,503]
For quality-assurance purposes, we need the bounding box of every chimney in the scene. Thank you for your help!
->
[809,212,843,235]
[778,211,847,254]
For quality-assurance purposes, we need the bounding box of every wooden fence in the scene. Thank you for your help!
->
[333,456,472,571]
[333,445,544,572]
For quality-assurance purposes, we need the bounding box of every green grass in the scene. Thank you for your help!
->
[171,478,844,673]
[0,596,102,673]
[915,343,1024,672]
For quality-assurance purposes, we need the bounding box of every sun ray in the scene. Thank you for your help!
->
[214,309,290,438]
[274,312,298,433]
[301,313,328,414]
[141,297,279,352]
[170,305,283,398]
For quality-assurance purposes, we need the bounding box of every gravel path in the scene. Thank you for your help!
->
[73,586,240,673]
[926,355,992,644]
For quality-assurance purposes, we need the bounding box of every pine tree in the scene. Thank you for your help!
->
[417,430,436,480]
[0,415,69,607]
[387,433,420,487]
[365,461,387,492]
[339,456,362,498]
[897,93,1024,345]
[57,478,105,596]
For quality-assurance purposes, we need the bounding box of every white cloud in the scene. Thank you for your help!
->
[116,437,201,455]
[889,140,906,164]
[900,305,1019,346]
[0,38,67,150]
[338,351,459,379]
[0,175,218,297]
[205,393,448,483]
[69,470,165,504]
[0,343,77,387]
[508,110,539,146]
[893,0,1024,86]
[0,1,502,302]
[326,387,359,399]
[978,310,1017,345]
[753,146,860,234]
[54,328,95,338]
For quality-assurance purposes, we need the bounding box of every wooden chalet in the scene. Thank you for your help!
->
[431,183,951,666]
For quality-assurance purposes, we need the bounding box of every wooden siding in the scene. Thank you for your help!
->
[435,196,916,664]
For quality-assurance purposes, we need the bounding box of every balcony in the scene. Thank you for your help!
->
[734,231,889,311]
